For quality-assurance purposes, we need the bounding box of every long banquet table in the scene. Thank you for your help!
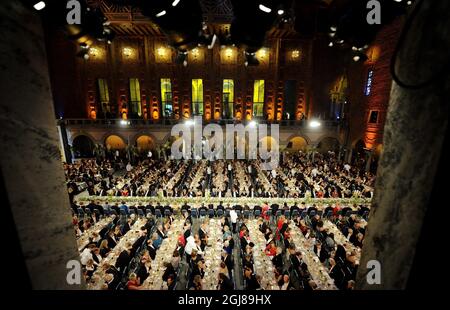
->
[246,220,280,290]
[87,218,147,290]
[143,219,184,290]
[290,222,338,290]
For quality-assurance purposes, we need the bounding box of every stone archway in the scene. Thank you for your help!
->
[317,136,340,153]
[72,135,94,158]
[105,135,127,151]
[286,136,308,151]
[135,135,156,154]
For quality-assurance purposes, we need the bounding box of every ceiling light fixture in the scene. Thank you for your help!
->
[259,4,272,13]
[156,10,166,17]
[33,1,46,11]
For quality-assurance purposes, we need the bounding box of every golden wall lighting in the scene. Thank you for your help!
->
[257,48,267,59]
[291,50,300,59]
[88,47,100,58]
[122,47,133,58]
[225,48,233,58]
[157,47,167,57]
[191,48,200,58]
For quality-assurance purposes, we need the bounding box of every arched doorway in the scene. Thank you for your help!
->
[135,135,156,154]
[286,136,308,151]
[72,135,94,158]
[317,137,340,153]
[105,135,126,150]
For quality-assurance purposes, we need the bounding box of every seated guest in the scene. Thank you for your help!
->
[272,247,284,271]
[113,225,122,240]
[151,232,163,249]
[99,239,111,258]
[191,275,203,290]
[122,218,133,235]
[162,262,176,282]
[218,273,234,290]
[190,260,205,282]
[171,250,181,270]
[244,267,260,290]
[185,236,203,263]
[80,244,95,266]
[265,241,277,257]
[290,251,303,273]
[91,248,103,267]
[136,259,152,283]
[115,242,132,272]
[147,238,158,260]
[314,242,328,263]
[104,273,120,290]
[223,225,232,240]
[166,274,176,290]
[85,259,96,279]
[353,232,364,248]
[127,273,143,290]
[198,222,209,251]
[278,273,295,290]
[243,253,254,270]
[156,224,167,239]
[222,250,234,279]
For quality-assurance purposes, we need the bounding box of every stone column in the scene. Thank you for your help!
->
[356,0,450,289]
[0,1,85,289]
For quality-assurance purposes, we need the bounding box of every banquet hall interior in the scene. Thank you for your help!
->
[1,0,449,291]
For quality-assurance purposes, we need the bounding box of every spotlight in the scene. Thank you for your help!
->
[330,26,337,32]
[120,120,128,126]
[309,120,321,128]
[259,4,272,13]
[248,121,257,128]
[353,53,368,62]
[185,120,195,126]
[277,9,284,15]
[352,46,358,51]
[33,1,45,11]
[338,39,344,44]
[328,42,334,47]
[172,0,181,6]
[156,10,166,17]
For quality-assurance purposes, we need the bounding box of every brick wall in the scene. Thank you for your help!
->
[346,18,404,151]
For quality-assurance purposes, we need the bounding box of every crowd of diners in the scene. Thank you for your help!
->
[65,151,374,200]
[72,199,369,290]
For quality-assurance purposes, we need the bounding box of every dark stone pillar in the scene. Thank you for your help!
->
[356,1,450,289]
[0,1,85,289]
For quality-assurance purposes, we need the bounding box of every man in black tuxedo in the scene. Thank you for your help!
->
[244,267,260,290]
[222,250,234,279]
[115,242,132,272]
[147,238,157,260]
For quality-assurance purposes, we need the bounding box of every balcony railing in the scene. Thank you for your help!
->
[60,118,343,129]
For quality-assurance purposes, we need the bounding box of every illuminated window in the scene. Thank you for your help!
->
[253,80,265,117]
[160,78,173,118]
[97,79,110,113]
[365,69,374,96]
[129,78,142,117]
[222,79,234,119]
[368,110,379,124]
[192,79,203,115]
